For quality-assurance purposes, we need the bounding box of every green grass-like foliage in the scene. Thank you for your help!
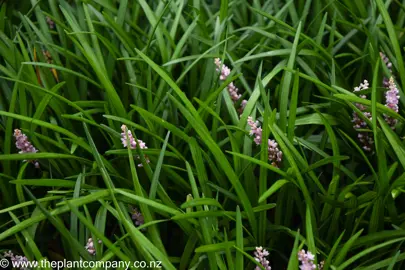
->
[1,0,405,269]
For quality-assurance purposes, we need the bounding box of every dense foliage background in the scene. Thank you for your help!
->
[1,0,405,269]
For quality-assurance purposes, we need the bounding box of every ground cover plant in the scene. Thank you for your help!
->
[1,0,405,269]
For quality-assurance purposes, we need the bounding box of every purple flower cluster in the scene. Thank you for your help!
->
[120,125,150,167]
[46,17,55,29]
[131,207,145,227]
[380,52,393,88]
[384,77,400,128]
[247,116,283,167]
[3,250,30,270]
[298,249,317,270]
[85,238,102,255]
[239,99,248,114]
[214,58,247,114]
[14,129,40,168]
[253,246,271,270]
[380,52,399,129]
[85,238,96,255]
[351,53,400,150]
[351,80,374,152]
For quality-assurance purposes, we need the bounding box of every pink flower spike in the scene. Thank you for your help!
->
[46,16,55,29]
[351,81,374,152]
[247,116,283,167]
[298,249,317,270]
[238,99,248,115]
[13,129,40,168]
[3,250,30,270]
[120,125,150,166]
[380,52,393,88]
[384,77,400,129]
[85,238,96,255]
[214,58,244,108]
[254,246,271,270]
[131,207,145,227]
